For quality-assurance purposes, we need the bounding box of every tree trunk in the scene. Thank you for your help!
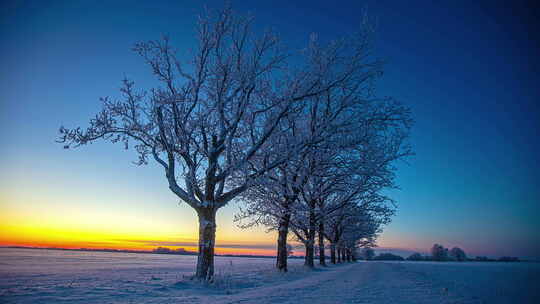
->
[346,249,351,262]
[195,208,216,280]
[276,213,291,272]
[330,243,336,264]
[337,248,342,263]
[304,210,316,267]
[318,222,326,266]
[304,241,314,267]
[341,248,346,262]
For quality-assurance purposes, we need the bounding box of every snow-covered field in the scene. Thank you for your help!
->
[1,248,538,303]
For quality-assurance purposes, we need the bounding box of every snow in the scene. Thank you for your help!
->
[1,248,539,303]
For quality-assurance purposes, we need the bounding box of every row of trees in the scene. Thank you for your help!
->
[403,244,467,261]
[422,244,518,262]
[361,245,520,262]
[152,247,196,255]
[430,244,467,261]
[58,5,412,279]
[359,245,466,261]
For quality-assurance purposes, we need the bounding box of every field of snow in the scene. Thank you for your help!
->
[1,248,539,303]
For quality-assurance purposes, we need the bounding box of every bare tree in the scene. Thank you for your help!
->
[325,196,390,263]
[449,247,467,261]
[431,244,449,261]
[235,13,405,271]
[57,6,350,280]
[339,206,385,262]
[291,102,410,268]
[234,139,307,271]
[236,14,412,270]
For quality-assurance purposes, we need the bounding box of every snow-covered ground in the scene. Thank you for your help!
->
[1,248,538,303]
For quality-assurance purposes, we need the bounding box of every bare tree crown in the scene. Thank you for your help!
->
[58,7,395,213]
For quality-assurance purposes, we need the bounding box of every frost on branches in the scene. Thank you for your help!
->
[57,5,402,279]
[234,12,412,270]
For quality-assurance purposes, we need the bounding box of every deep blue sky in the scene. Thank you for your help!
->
[1,0,539,258]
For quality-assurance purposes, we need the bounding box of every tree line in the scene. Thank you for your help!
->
[58,5,412,280]
[359,244,520,262]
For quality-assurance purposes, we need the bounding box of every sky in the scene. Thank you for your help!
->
[1,0,539,258]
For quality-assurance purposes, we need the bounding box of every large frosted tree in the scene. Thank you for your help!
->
[58,6,369,280]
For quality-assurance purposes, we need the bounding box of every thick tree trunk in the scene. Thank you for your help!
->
[346,249,351,262]
[318,222,326,266]
[330,243,336,264]
[276,213,291,272]
[195,208,216,280]
[341,248,346,262]
[337,248,342,263]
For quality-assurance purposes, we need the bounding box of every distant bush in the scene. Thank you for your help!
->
[449,247,467,261]
[152,247,195,255]
[474,256,494,262]
[406,252,425,261]
[471,256,520,262]
[373,253,404,261]
[153,247,173,254]
[498,256,519,262]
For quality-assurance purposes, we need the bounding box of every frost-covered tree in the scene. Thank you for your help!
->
[234,112,311,272]
[319,157,399,265]
[325,205,348,263]
[236,14,412,271]
[431,244,449,261]
[289,90,411,267]
[57,6,352,280]
[449,247,467,261]
[292,148,346,267]
[337,204,387,262]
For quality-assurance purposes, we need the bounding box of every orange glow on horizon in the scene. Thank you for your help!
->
[0,220,277,256]
[0,190,281,256]
[0,240,277,256]
[0,193,411,258]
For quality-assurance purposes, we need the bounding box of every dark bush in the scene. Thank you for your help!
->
[406,252,424,261]
[498,256,519,262]
[373,253,404,261]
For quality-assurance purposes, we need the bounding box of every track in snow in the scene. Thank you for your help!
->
[1,248,538,303]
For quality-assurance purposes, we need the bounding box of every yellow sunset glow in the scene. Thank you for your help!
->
[0,190,276,255]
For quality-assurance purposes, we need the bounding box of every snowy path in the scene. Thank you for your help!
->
[211,262,476,304]
[212,261,540,304]
[1,249,539,303]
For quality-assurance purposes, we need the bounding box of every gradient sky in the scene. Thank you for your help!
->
[1,0,539,258]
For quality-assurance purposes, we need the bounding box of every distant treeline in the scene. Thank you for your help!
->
[359,244,521,262]
[151,247,299,259]
[152,247,197,255]
[3,246,153,255]
[2,246,278,259]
